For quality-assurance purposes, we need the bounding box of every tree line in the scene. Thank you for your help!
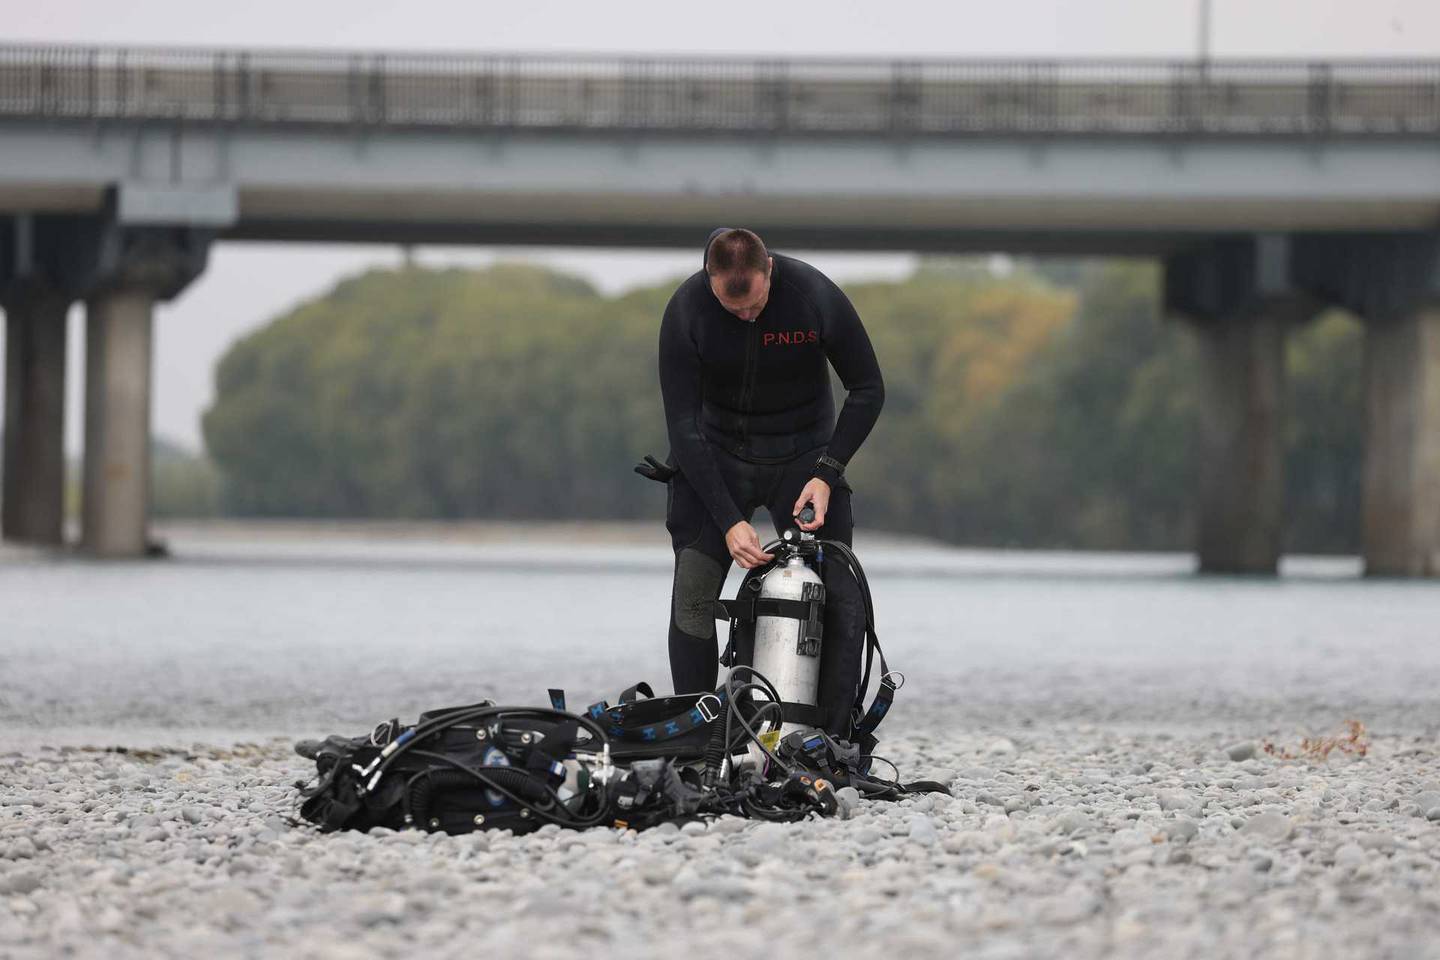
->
[192,258,1363,553]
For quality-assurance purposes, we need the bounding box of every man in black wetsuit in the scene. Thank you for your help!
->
[657,227,885,711]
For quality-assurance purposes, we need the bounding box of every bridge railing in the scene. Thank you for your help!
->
[1,45,1437,137]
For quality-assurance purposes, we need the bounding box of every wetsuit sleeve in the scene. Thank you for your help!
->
[658,295,745,533]
[815,278,885,488]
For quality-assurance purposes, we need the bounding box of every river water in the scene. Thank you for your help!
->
[3,525,1438,745]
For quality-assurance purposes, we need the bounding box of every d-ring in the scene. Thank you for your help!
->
[696,694,722,723]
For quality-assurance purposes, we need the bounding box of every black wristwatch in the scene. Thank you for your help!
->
[813,454,846,486]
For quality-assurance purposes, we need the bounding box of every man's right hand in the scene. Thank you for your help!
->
[725,521,774,569]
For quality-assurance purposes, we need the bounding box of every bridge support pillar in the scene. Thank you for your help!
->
[68,218,211,557]
[1361,304,1440,576]
[1166,236,1313,574]
[2,286,70,545]
[1293,232,1440,576]
[81,288,158,556]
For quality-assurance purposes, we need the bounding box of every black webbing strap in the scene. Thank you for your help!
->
[779,701,823,728]
[852,635,895,739]
[526,719,578,779]
[584,689,726,743]
[713,597,814,624]
[619,682,654,704]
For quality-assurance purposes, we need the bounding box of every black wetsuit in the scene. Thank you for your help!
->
[659,243,884,700]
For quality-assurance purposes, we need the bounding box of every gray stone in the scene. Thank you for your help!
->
[835,786,860,820]
[0,871,42,895]
[1158,791,1194,812]
[1240,812,1295,841]
[5,837,36,859]
[1425,807,1440,822]
[1226,742,1258,762]
[1053,810,1092,835]
[1333,843,1366,868]
[907,816,938,846]
[1165,819,1200,842]
[709,817,748,835]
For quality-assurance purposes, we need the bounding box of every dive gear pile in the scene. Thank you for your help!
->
[295,512,944,835]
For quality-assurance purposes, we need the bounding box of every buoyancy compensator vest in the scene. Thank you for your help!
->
[715,509,900,756]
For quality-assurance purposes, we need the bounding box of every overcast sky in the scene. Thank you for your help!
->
[4,0,1438,451]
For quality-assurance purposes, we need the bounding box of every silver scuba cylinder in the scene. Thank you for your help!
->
[751,542,825,742]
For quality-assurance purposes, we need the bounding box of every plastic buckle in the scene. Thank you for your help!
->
[696,694,722,723]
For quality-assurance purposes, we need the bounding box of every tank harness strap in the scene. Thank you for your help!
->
[779,701,824,728]
[618,682,654,704]
[584,690,728,743]
[852,639,897,739]
[712,597,817,623]
[526,719,579,781]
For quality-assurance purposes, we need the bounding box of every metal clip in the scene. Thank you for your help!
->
[696,693,722,723]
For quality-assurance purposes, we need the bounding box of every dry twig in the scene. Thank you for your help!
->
[1261,719,1369,761]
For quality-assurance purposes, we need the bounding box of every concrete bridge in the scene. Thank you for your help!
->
[2,44,1438,573]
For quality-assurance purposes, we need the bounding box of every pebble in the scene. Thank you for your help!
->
[1164,819,1200,842]
[907,816,938,846]
[1225,742,1258,762]
[1333,843,1366,869]
[1157,791,1193,812]
[0,871,42,895]
[835,786,860,819]
[1240,812,1295,842]
[0,720,1435,958]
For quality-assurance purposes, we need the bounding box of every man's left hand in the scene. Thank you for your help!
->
[792,478,831,532]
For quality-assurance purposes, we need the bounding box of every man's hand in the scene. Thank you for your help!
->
[725,521,774,569]
[792,478,831,532]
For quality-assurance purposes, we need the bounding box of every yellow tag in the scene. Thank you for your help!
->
[759,730,781,752]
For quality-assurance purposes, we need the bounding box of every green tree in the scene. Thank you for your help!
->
[203,257,1366,554]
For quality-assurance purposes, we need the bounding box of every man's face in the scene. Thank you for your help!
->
[709,261,772,322]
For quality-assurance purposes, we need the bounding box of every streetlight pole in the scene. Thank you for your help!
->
[1198,0,1212,64]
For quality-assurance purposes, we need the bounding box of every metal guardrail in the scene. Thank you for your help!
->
[1,44,1438,137]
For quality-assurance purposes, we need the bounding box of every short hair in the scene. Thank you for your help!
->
[705,229,769,295]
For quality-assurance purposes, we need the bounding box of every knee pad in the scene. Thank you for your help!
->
[672,547,725,638]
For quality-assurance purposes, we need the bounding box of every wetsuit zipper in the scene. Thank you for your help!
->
[737,319,760,455]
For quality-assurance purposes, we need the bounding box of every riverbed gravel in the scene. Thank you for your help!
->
[4,721,1439,959]
[5,533,1440,957]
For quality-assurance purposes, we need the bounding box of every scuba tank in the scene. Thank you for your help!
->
[745,507,827,765]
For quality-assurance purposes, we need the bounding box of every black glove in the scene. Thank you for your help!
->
[634,454,679,484]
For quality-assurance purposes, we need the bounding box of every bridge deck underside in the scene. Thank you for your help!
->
[0,120,1436,254]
